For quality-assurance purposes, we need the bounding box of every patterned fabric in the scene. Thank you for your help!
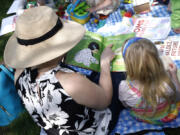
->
[83,2,180,37]
[16,63,111,135]
[118,80,179,125]
[110,108,180,135]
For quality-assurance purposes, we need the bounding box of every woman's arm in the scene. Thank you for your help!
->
[89,0,112,13]
[99,44,114,107]
[56,44,115,110]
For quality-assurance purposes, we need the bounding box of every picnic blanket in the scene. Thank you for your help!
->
[69,2,180,135]
[110,109,180,135]
[84,3,180,37]
[70,2,180,74]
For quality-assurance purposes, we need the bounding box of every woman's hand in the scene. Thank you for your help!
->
[100,44,115,68]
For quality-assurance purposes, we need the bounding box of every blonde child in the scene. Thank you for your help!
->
[118,37,180,124]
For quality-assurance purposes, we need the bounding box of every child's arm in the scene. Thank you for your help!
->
[89,0,112,13]
[168,62,180,91]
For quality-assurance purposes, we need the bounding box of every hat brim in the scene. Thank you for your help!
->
[4,19,85,68]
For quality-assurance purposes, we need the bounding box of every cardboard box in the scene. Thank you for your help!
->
[133,2,150,14]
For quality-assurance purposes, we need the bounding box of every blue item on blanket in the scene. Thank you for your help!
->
[97,20,106,29]
[110,109,180,135]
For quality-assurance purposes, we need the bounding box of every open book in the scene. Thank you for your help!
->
[0,15,17,36]
[65,31,135,72]
[154,36,180,69]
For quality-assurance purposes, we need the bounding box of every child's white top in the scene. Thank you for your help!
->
[118,80,175,108]
[118,80,180,124]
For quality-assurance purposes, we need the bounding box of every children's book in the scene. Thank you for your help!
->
[132,17,171,40]
[65,31,135,72]
[155,36,180,61]
[0,15,17,36]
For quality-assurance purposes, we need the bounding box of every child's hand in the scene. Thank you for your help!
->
[100,44,115,67]
[168,62,177,78]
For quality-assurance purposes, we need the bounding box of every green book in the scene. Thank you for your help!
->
[65,31,135,72]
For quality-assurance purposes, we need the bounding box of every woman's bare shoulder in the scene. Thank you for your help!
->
[55,71,107,109]
[56,71,91,90]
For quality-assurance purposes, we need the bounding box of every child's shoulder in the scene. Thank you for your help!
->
[119,80,128,85]
[119,80,129,90]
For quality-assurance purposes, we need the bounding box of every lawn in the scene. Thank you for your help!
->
[0,111,40,135]
[0,0,180,135]
[0,0,13,62]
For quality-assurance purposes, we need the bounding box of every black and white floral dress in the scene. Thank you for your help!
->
[16,63,111,135]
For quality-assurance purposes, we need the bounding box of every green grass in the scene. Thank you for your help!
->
[0,0,14,62]
[0,111,40,135]
[0,33,12,62]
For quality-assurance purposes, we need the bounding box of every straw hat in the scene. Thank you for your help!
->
[4,6,85,68]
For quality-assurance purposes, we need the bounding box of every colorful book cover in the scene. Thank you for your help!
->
[133,17,171,40]
[155,36,180,61]
[154,36,180,69]
[65,31,135,72]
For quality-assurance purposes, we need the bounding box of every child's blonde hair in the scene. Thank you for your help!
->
[123,38,176,110]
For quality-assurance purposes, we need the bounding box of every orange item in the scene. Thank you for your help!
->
[99,14,109,20]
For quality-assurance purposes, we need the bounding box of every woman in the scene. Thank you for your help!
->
[4,6,115,135]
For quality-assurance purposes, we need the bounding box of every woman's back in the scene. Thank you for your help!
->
[16,63,111,135]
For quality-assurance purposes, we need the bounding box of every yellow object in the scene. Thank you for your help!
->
[70,15,90,24]
[94,19,99,23]
[124,0,132,4]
